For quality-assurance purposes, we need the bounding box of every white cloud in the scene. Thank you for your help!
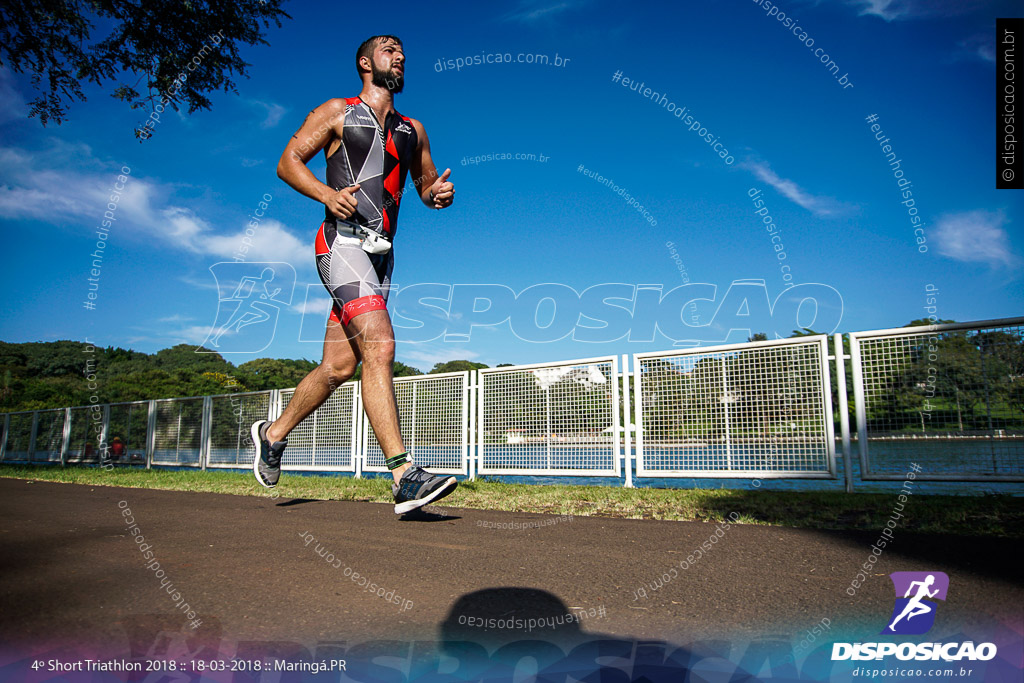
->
[0,148,168,231]
[292,297,333,316]
[501,0,580,22]
[125,324,220,347]
[844,0,984,22]
[200,218,308,265]
[933,210,1017,268]
[157,314,195,323]
[955,34,996,63]
[850,0,909,20]
[0,184,74,220]
[0,141,310,269]
[249,100,287,129]
[163,206,210,245]
[169,325,222,345]
[741,160,849,217]
[177,274,221,291]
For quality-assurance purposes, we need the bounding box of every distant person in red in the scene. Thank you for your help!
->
[110,437,126,461]
[84,442,95,459]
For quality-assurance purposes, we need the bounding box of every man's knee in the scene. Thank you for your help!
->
[321,359,357,386]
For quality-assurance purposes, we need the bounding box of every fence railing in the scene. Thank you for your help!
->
[362,371,470,476]
[850,317,1024,481]
[1,317,1022,488]
[107,400,151,464]
[477,357,621,476]
[151,397,205,467]
[279,384,358,472]
[633,336,836,478]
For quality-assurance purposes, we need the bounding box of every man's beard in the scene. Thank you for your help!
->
[371,62,404,93]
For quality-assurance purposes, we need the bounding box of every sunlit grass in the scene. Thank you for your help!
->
[1,464,1020,537]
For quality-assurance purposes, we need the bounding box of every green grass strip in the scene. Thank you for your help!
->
[1,464,1021,537]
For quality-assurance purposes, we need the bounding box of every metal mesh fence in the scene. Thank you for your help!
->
[152,398,204,466]
[107,402,149,464]
[852,320,1024,479]
[280,384,357,471]
[207,392,272,467]
[363,372,468,474]
[65,407,101,463]
[478,359,620,475]
[635,338,835,477]
[3,413,34,461]
[32,409,66,463]
[2,318,1021,488]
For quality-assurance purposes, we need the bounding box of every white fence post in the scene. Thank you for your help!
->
[200,396,212,471]
[622,354,633,489]
[833,333,854,492]
[354,382,363,479]
[0,413,8,461]
[145,400,156,469]
[467,370,475,481]
[60,407,72,467]
[27,411,39,462]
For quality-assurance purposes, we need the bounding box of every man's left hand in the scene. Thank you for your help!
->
[430,168,454,209]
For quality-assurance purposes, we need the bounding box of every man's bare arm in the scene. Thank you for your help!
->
[277,100,360,218]
[409,119,454,209]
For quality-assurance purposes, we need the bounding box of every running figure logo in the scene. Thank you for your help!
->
[882,571,949,635]
[201,263,296,353]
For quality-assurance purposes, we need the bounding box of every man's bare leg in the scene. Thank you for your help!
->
[342,308,456,513]
[343,308,410,483]
[254,306,454,510]
[265,320,359,443]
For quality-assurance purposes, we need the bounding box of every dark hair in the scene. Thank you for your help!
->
[356,35,403,75]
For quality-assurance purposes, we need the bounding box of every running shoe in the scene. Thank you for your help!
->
[251,420,287,488]
[392,465,457,514]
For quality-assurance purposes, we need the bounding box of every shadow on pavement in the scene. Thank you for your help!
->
[399,508,462,522]
[275,498,323,507]
[417,587,717,681]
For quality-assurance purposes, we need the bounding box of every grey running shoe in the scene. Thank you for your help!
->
[392,465,457,514]
[251,420,287,488]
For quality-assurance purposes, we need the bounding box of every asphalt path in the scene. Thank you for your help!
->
[0,477,1019,677]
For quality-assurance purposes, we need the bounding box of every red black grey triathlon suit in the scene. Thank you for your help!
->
[315,96,418,325]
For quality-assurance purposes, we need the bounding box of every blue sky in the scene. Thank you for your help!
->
[1,0,1021,371]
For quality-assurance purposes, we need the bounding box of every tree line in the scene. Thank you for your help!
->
[0,340,492,413]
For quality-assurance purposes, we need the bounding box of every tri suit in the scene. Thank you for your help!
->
[315,96,418,325]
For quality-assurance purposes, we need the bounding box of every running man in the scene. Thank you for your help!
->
[888,574,939,631]
[250,35,457,514]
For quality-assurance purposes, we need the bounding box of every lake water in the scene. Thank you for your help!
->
[21,439,1020,496]
[241,439,1024,496]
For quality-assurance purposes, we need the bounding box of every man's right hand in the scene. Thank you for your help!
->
[324,183,361,219]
